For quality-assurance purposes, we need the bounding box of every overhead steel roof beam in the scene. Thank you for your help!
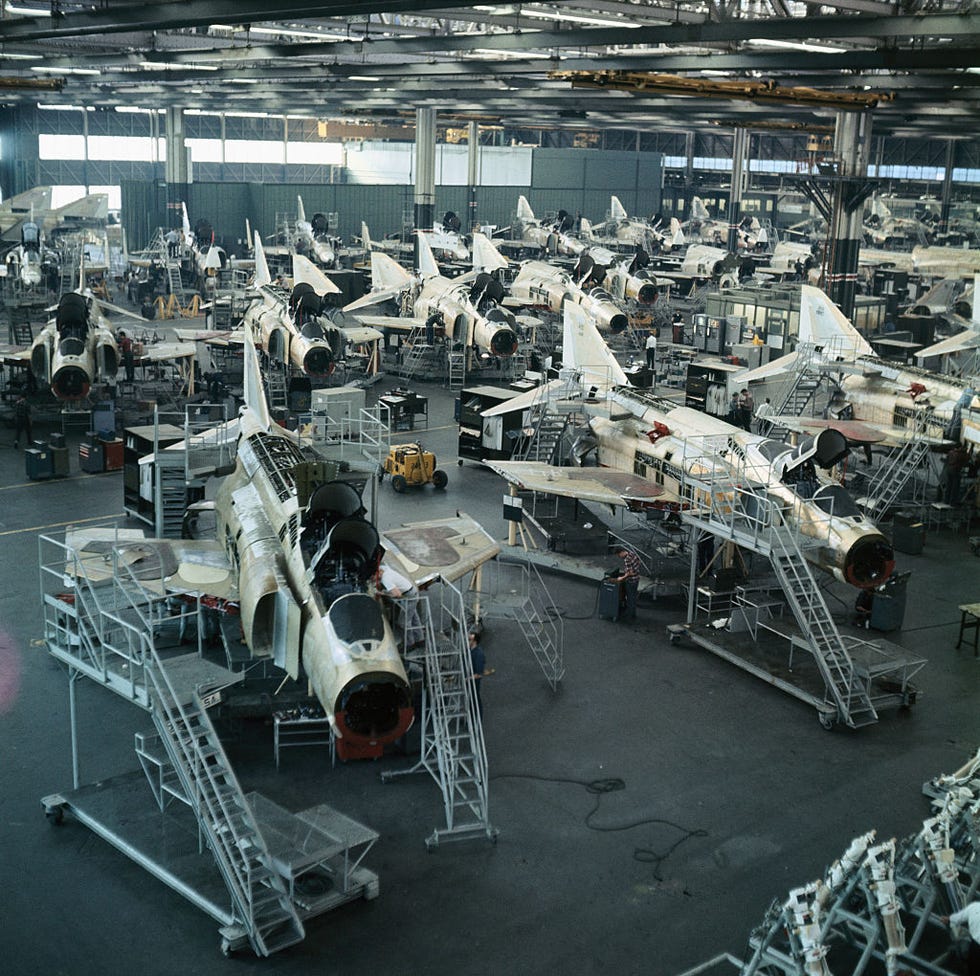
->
[0,0,496,41]
[0,8,976,49]
[20,44,980,80]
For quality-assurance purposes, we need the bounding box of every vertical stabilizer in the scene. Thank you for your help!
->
[517,195,535,223]
[361,222,373,251]
[691,196,709,221]
[471,232,510,273]
[563,302,627,390]
[253,230,272,287]
[243,324,272,431]
[245,218,253,253]
[610,196,627,220]
[181,201,191,237]
[296,195,307,224]
[292,253,341,295]
[580,217,593,239]
[799,285,874,358]
[669,217,685,247]
[416,231,440,280]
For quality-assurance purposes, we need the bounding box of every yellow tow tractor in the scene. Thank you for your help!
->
[382,442,449,493]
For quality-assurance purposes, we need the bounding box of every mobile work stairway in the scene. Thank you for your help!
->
[38,527,378,956]
[382,580,497,849]
[678,477,923,729]
[511,399,570,464]
[857,408,934,522]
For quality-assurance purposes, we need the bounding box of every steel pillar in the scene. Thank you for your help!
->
[164,107,190,227]
[727,127,748,252]
[828,110,872,320]
[940,140,955,231]
[414,107,436,272]
[467,120,479,232]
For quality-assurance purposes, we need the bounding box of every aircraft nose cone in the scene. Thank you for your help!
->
[52,366,90,400]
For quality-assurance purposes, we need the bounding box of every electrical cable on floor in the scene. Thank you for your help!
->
[492,772,708,881]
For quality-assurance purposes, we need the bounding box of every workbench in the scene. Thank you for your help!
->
[955,602,980,657]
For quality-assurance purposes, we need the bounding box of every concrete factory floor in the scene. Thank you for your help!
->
[0,373,977,976]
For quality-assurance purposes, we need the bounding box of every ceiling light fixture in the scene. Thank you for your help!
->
[5,2,52,16]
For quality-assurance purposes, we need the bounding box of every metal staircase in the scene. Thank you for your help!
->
[766,521,877,728]
[685,477,878,729]
[383,582,496,849]
[765,344,824,439]
[399,327,430,380]
[144,663,305,956]
[265,361,289,412]
[858,410,933,522]
[512,401,568,463]
[510,561,565,691]
[155,456,188,537]
[447,349,466,390]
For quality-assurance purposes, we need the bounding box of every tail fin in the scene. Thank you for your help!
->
[610,196,627,220]
[691,196,709,220]
[799,285,873,358]
[563,302,627,390]
[243,323,272,430]
[516,195,535,223]
[245,218,253,253]
[471,232,509,273]
[181,201,191,237]
[416,231,440,280]
[669,218,685,247]
[361,222,373,251]
[292,253,341,295]
[296,195,307,224]
[580,217,594,239]
[253,230,272,287]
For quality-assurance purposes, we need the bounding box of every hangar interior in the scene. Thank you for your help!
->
[0,3,978,976]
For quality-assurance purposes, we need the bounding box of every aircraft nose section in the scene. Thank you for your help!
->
[845,537,895,588]
[52,366,90,400]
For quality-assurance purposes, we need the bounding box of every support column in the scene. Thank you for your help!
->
[726,126,748,252]
[828,109,872,320]
[0,106,40,199]
[81,108,90,194]
[414,107,436,272]
[940,139,955,231]
[467,120,479,232]
[164,107,191,225]
[683,130,695,216]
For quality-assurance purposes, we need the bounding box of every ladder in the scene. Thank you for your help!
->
[766,519,877,728]
[9,308,33,344]
[859,412,933,522]
[155,455,188,538]
[765,345,824,439]
[447,350,466,390]
[510,561,565,691]
[399,327,430,380]
[143,660,305,956]
[512,403,567,464]
[384,584,496,849]
[265,361,289,412]
[166,259,185,301]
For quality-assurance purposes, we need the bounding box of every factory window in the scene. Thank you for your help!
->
[38,134,85,159]
[224,139,284,164]
[286,141,343,166]
[87,136,161,161]
[187,138,221,163]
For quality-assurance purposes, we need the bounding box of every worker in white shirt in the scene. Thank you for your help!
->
[645,330,657,371]
[941,901,980,975]
[755,397,773,435]
[378,563,424,650]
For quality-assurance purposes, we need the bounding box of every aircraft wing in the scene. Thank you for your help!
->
[915,328,980,360]
[766,416,886,444]
[173,328,244,347]
[771,414,951,448]
[341,325,385,344]
[380,513,501,588]
[483,460,665,507]
[137,342,199,365]
[346,313,426,332]
[62,527,237,600]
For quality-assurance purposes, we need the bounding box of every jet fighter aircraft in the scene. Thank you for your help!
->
[345,231,519,358]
